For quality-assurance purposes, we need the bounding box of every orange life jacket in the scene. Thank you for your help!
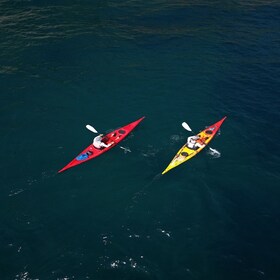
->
[196,137,205,145]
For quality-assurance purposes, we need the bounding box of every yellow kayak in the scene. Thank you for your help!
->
[162,117,227,175]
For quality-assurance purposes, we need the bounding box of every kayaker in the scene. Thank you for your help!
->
[93,134,112,149]
[187,135,205,149]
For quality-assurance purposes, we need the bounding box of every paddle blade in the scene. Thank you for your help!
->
[182,122,192,131]
[86,124,98,133]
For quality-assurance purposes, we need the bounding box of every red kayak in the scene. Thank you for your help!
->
[58,117,145,173]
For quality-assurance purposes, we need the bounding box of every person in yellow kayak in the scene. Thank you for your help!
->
[187,135,206,149]
[93,134,112,149]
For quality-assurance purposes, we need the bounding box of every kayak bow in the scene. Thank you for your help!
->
[58,117,145,173]
[162,117,226,175]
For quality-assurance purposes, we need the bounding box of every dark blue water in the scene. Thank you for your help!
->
[1,1,280,279]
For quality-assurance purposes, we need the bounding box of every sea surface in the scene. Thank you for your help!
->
[1,1,280,279]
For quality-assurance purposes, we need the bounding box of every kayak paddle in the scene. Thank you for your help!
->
[182,122,192,132]
[86,124,98,133]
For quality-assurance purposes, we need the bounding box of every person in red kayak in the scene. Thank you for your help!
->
[187,135,205,149]
[93,134,112,149]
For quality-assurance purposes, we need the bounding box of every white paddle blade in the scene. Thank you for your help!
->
[86,124,98,133]
[182,122,192,132]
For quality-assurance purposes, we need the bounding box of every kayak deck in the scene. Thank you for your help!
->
[162,117,226,175]
[58,117,145,173]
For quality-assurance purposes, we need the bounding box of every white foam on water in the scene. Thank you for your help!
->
[9,188,24,197]
[120,146,131,153]
[158,228,171,238]
[108,257,148,272]
[27,177,38,185]
[207,148,221,158]
[140,145,159,158]
[128,234,140,238]
[170,134,182,142]
[15,271,40,280]
[101,234,113,246]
